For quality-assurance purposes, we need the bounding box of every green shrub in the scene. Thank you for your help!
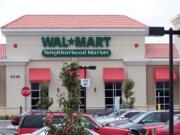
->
[122,79,135,108]
[0,115,12,120]
[3,115,10,120]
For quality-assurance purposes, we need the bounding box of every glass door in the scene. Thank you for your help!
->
[80,86,86,112]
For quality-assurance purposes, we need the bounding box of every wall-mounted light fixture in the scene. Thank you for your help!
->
[94,88,97,92]
[134,43,139,48]
[57,88,60,92]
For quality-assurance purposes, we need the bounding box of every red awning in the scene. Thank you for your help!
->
[103,68,126,82]
[78,69,87,79]
[154,67,177,81]
[29,68,51,82]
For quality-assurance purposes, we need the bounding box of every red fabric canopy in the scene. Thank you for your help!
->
[103,68,126,82]
[78,69,87,79]
[29,68,51,82]
[154,67,177,81]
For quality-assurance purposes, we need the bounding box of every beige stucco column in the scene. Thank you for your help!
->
[6,61,28,114]
[124,60,147,111]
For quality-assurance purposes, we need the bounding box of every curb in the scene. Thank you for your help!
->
[0,120,11,122]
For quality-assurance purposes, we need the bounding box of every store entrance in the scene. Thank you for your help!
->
[80,86,86,112]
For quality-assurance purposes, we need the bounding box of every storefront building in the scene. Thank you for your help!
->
[0,15,180,115]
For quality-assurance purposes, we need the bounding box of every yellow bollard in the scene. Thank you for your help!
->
[157,104,161,110]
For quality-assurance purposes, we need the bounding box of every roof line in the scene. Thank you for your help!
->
[1,15,26,29]
[125,16,148,27]
[145,43,174,45]
[1,14,148,29]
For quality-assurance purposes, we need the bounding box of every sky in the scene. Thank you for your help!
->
[1,0,180,44]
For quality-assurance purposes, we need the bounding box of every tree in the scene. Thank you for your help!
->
[122,79,135,108]
[47,61,86,135]
[37,82,53,110]
[59,61,81,112]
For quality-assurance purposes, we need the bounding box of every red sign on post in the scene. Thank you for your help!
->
[21,86,31,97]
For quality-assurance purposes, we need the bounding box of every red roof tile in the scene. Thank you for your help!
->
[2,15,147,29]
[0,44,6,59]
[145,44,179,58]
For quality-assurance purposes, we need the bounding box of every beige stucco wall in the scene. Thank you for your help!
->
[6,65,26,114]
[126,65,147,111]
[6,35,145,60]
[0,66,6,106]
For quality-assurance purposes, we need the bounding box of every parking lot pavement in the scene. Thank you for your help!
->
[0,129,17,135]
[0,120,17,135]
[0,120,11,129]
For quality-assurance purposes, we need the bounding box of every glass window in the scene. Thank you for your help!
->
[160,112,169,122]
[165,98,169,103]
[31,83,39,90]
[31,91,40,97]
[164,105,169,110]
[81,86,85,91]
[81,98,85,105]
[52,116,65,125]
[115,90,121,96]
[156,91,164,96]
[105,82,122,109]
[124,112,141,119]
[31,83,49,109]
[159,98,164,104]
[141,113,161,123]
[156,81,170,110]
[115,83,122,89]
[165,91,169,96]
[156,82,163,89]
[105,90,113,97]
[20,115,43,128]
[80,117,97,129]
[105,98,113,104]
[105,83,113,89]
[31,99,39,105]
[165,82,169,88]
[80,87,86,111]
[80,91,85,97]
[160,105,165,110]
